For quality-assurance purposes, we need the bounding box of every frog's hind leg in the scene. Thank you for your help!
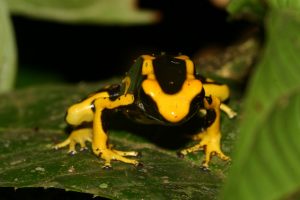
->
[179,96,230,168]
[55,87,111,154]
[54,128,92,154]
[203,81,230,102]
[203,80,237,118]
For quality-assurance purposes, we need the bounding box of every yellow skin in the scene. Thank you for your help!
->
[54,55,236,169]
[55,93,139,168]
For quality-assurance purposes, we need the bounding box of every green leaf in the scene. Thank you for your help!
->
[0,83,239,199]
[227,0,265,19]
[0,0,17,93]
[268,0,300,10]
[221,9,300,200]
[227,0,300,17]
[6,0,159,25]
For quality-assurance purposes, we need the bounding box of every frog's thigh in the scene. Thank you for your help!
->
[203,83,236,118]
[203,83,230,102]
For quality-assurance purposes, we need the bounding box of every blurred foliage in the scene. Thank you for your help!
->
[0,0,159,94]
[0,0,17,93]
[227,0,266,20]
[6,0,159,25]
[222,0,300,199]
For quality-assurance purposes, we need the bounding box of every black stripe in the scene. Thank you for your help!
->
[101,109,110,133]
[153,55,186,94]
[205,96,213,104]
[203,109,216,128]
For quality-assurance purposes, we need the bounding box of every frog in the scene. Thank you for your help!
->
[54,54,237,169]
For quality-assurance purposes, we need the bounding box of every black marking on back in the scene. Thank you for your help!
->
[101,109,110,133]
[153,55,186,94]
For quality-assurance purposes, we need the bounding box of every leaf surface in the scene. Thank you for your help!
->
[222,7,300,200]
[0,83,239,199]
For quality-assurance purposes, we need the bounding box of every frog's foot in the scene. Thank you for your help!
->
[220,103,237,119]
[179,132,230,168]
[54,128,92,155]
[94,147,141,169]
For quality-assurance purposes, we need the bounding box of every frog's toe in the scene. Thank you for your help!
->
[97,148,140,168]
[200,165,211,171]
[178,132,230,167]
[53,138,71,150]
[102,163,112,170]
[134,162,144,169]
[176,151,185,159]
[54,128,93,154]
[136,152,142,158]
[80,146,89,152]
[218,152,230,161]
[68,150,77,156]
[229,111,237,119]
[53,145,60,150]
[201,143,230,168]
[112,149,139,157]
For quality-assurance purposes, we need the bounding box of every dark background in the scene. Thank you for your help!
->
[13,0,251,85]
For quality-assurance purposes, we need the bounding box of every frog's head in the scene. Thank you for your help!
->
[140,54,202,123]
[141,54,196,94]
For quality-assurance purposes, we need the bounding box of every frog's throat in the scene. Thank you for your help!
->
[142,79,202,123]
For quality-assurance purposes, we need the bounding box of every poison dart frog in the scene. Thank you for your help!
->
[54,54,236,169]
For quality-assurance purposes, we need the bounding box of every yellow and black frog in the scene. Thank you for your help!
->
[54,54,236,169]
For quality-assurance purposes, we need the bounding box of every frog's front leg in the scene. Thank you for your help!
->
[179,96,230,168]
[92,94,141,168]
